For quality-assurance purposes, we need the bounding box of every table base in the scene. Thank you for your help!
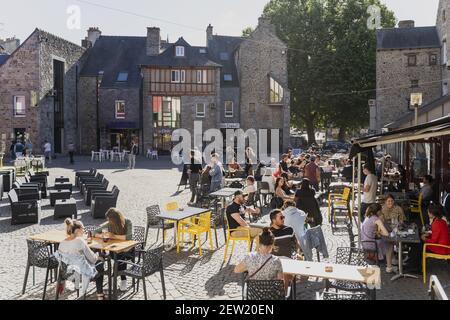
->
[390,273,418,281]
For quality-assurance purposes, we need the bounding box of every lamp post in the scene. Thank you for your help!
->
[410,93,422,126]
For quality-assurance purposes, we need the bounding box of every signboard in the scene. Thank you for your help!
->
[219,123,240,129]
[410,93,423,106]
[30,91,38,107]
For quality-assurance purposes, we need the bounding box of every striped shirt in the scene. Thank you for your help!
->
[270,225,297,258]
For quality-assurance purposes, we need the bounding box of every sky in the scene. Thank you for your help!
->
[0,0,441,47]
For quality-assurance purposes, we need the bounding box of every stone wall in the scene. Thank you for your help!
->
[38,30,85,153]
[436,0,450,95]
[78,76,98,154]
[238,18,291,152]
[0,31,40,154]
[376,48,441,129]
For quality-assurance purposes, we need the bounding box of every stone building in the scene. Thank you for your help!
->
[376,0,450,132]
[0,37,20,54]
[375,21,442,131]
[79,17,290,156]
[0,29,85,155]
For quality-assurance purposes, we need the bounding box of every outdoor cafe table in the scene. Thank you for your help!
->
[157,206,211,250]
[224,178,245,186]
[383,225,421,282]
[210,188,242,239]
[29,229,138,300]
[280,258,381,300]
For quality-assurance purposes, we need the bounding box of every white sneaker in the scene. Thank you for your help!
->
[119,279,127,291]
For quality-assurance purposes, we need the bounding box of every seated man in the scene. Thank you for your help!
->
[269,209,301,259]
[226,191,262,239]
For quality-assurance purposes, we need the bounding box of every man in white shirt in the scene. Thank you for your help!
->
[361,164,378,222]
[44,140,52,164]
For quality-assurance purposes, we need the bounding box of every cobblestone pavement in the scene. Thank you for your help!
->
[1,156,449,300]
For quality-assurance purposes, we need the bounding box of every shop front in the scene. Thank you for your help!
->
[104,122,140,153]
[152,96,181,154]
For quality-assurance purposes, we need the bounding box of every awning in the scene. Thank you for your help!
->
[353,115,450,148]
[106,122,139,130]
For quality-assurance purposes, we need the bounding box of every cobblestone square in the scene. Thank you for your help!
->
[1,156,449,300]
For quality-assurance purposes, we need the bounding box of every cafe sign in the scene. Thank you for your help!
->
[219,123,240,129]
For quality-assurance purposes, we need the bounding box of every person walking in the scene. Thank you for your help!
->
[25,139,33,157]
[361,164,378,222]
[68,141,75,165]
[188,150,202,205]
[14,140,25,158]
[44,140,52,164]
[128,139,138,170]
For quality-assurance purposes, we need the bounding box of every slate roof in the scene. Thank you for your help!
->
[377,27,441,50]
[140,37,221,68]
[0,54,9,66]
[385,94,450,129]
[80,36,147,88]
[207,35,244,87]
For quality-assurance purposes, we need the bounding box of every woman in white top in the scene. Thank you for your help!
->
[58,219,106,300]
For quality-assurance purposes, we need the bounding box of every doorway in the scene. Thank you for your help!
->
[53,59,65,154]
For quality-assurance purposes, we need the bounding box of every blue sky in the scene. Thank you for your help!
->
[0,0,440,46]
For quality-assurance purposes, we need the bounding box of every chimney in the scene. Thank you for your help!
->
[206,24,213,47]
[82,27,101,48]
[398,20,415,28]
[258,16,276,33]
[147,27,161,56]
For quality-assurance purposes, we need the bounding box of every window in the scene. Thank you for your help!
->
[196,103,205,118]
[115,100,126,119]
[14,96,26,117]
[199,48,207,54]
[225,101,233,118]
[269,77,284,104]
[171,70,180,83]
[407,54,417,66]
[224,74,232,82]
[411,80,419,88]
[180,70,185,83]
[429,54,437,66]
[443,9,446,22]
[220,52,229,60]
[197,70,208,84]
[175,46,185,57]
[249,103,256,113]
[117,72,128,82]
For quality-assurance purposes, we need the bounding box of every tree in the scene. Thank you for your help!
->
[242,27,255,37]
[263,0,396,144]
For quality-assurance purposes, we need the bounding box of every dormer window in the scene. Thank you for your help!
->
[199,48,207,54]
[175,46,185,57]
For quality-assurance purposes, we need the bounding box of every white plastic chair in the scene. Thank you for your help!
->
[151,150,159,160]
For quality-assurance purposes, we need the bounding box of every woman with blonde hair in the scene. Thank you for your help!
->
[57,219,105,299]
[94,208,133,291]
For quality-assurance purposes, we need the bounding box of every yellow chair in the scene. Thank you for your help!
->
[328,187,351,225]
[177,211,213,256]
[410,193,425,228]
[223,216,253,261]
[422,243,450,284]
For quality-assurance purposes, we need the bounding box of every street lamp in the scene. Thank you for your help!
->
[410,93,422,126]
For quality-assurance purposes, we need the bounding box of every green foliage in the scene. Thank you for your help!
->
[242,26,255,37]
[264,0,396,143]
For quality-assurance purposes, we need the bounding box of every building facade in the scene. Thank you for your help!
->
[79,17,291,156]
[0,29,85,155]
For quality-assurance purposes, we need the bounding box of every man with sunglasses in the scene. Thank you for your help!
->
[269,209,301,259]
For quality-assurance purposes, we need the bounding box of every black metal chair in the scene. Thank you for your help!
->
[326,247,368,294]
[116,246,167,300]
[321,172,332,193]
[316,291,369,300]
[145,205,174,245]
[347,223,380,265]
[91,187,120,219]
[257,181,273,206]
[22,239,59,300]
[245,192,261,222]
[244,280,289,300]
[8,189,40,225]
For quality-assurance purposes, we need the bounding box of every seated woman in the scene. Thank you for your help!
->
[58,219,105,300]
[280,173,294,193]
[94,208,133,292]
[234,228,284,290]
[361,204,390,264]
[380,194,406,273]
[275,177,294,201]
[294,178,322,226]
